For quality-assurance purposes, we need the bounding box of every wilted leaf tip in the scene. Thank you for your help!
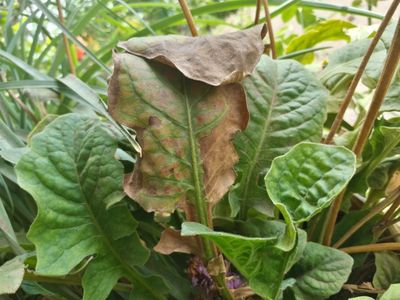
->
[117,24,267,86]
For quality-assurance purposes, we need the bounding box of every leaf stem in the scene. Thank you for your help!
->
[333,187,400,248]
[342,283,383,294]
[178,0,198,37]
[56,0,75,75]
[352,17,400,157]
[340,242,400,254]
[323,16,400,246]
[324,0,399,144]
[262,0,276,59]
[254,0,261,24]
[23,271,132,292]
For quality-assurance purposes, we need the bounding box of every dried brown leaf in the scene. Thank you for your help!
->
[154,228,200,256]
[108,53,248,214]
[117,24,267,86]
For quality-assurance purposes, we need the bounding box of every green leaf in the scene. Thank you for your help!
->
[15,114,164,300]
[349,297,373,300]
[30,0,111,74]
[108,53,249,215]
[0,118,25,149]
[286,19,355,64]
[265,142,356,223]
[333,210,379,267]
[320,22,396,94]
[0,197,24,255]
[373,252,400,290]
[230,56,327,217]
[350,125,400,195]
[287,242,353,300]
[381,283,400,300]
[182,220,303,299]
[0,256,24,295]
[382,79,400,113]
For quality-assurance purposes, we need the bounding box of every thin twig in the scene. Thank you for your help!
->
[353,17,400,156]
[378,232,400,242]
[261,0,276,59]
[56,0,75,74]
[323,190,345,245]
[7,90,38,123]
[333,188,400,248]
[324,0,400,144]
[374,191,400,235]
[254,0,261,24]
[323,16,400,246]
[340,242,400,254]
[178,0,198,37]
[343,283,383,294]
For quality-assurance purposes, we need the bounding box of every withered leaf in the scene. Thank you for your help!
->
[117,24,266,86]
[154,228,200,256]
[108,53,248,215]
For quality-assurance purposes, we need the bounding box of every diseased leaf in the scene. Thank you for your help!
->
[286,20,355,64]
[182,217,303,299]
[108,53,248,215]
[0,256,24,295]
[287,242,354,300]
[381,283,400,300]
[373,252,400,290]
[118,25,266,86]
[15,114,165,300]
[229,56,327,217]
[153,228,200,255]
[265,142,356,223]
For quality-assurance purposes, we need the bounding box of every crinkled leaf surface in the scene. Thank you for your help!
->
[286,19,355,64]
[0,256,24,294]
[109,53,248,215]
[15,114,165,300]
[118,25,266,86]
[373,252,400,290]
[265,142,356,223]
[182,218,303,300]
[287,242,353,300]
[229,56,327,217]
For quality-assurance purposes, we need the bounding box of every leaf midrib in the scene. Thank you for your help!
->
[73,126,163,300]
[240,69,279,208]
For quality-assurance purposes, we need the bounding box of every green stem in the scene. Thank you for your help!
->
[183,82,233,300]
[23,271,132,292]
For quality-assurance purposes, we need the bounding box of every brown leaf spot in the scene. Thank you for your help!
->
[154,228,201,256]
